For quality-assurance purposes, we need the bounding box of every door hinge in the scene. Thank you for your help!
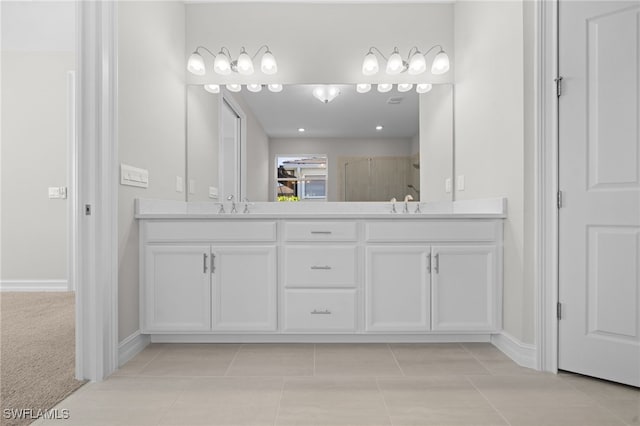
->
[557,302,562,320]
[557,190,563,209]
[555,76,564,97]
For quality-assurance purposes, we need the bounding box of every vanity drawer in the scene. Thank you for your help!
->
[283,289,356,332]
[365,220,499,243]
[284,246,357,288]
[283,221,358,242]
[144,220,277,242]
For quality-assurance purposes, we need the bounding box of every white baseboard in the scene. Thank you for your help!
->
[118,330,150,367]
[491,331,537,369]
[0,279,69,292]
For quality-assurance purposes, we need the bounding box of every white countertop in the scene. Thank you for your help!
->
[135,198,507,220]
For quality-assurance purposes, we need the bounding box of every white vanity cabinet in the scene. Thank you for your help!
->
[140,220,278,333]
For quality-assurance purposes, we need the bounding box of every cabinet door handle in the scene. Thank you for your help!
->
[311,231,332,235]
[311,309,332,315]
[203,253,208,273]
[427,253,432,273]
[434,253,439,273]
[310,265,332,270]
[211,254,216,273]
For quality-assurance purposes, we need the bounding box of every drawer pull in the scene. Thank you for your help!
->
[311,309,332,315]
[203,253,208,273]
[310,265,332,270]
[434,253,440,273]
[311,231,332,235]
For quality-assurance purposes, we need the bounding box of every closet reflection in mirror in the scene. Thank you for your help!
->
[186,83,453,202]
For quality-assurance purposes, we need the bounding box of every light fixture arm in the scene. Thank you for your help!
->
[366,46,390,62]
[193,46,218,58]
[250,44,272,60]
[419,44,444,58]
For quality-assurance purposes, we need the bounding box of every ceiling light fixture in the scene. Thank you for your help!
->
[361,45,450,76]
[377,83,392,93]
[268,83,283,93]
[246,83,262,93]
[356,83,371,94]
[187,45,278,76]
[397,83,413,92]
[226,83,242,92]
[416,83,433,94]
[203,84,220,94]
[312,85,341,103]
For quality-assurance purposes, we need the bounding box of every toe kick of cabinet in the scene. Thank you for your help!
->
[283,289,357,332]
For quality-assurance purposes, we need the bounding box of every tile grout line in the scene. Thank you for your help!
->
[387,343,406,376]
[459,342,493,374]
[375,376,395,426]
[223,343,243,377]
[465,375,513,426]
[273,377,286,426]
[313,343,316,377]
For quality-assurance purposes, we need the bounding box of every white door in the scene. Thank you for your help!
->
[431,246,497,332]
[559,1,640,386]
[220,99,241,200]
[144,245,211,332]
[211,246,277,331]
[365,246,430,331]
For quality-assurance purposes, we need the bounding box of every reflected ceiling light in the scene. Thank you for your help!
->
[416,83,433,94]
[226,83,242,92]
[377,83,392,93]
[356,83,371,93]
[267,83,283,93]
[187,45,278,76]
[375,125,384,131]
[361,45,450,76]
[246,83,262,93]
[312,85,341,103]
[204,84,220,94]
[397,83,413,92]
[298,128,305,132]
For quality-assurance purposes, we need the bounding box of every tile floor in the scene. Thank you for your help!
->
[34,343,639,426]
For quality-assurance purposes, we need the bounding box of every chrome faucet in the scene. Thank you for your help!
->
[227,195,237,214]
[390,197,397,213]
[403,194,414,213]
[242,197,251,214]
[217,203,225,214]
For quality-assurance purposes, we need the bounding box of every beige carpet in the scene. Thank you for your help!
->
[1,292,85,426]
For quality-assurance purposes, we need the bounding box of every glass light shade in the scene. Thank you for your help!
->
[268,83,283,93]
[226,83,242,92]
[362,52,379,76]
[386,51,404,75]
[408,52,427,75]
[213,53,232,75]
[247,83,262,93]
[236,50,254,75]
[260,51,278,75]
[203,84,220,94]
[356,83,371,93]
[431,50,450,75]
[416,83,433,94]
[397,83,413,92]
[377,83,392,93]
[312,85,340,103]
[187,52,206,75]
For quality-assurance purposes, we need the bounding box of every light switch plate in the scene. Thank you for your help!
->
[445,178,452,193]
[209,187,218,199]
[188,179,196,195]
[456,175,465,191]
[176,176,183,193]
[121,164,149,188]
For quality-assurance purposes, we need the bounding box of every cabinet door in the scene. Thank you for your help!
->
[144,245,211,332]
[431,245,497,331]
[211,246,277,331]
[365,246,431,331]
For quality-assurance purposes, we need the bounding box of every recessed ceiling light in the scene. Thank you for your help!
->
[298,128,305,132]
[376,125,384,131]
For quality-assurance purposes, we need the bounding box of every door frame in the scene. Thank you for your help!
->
[536,0,560,373]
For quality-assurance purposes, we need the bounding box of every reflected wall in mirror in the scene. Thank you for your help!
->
[186,83,453,203]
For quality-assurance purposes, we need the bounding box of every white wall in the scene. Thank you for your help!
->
[118,1,186,342]
[186,3,453,85]
[454,0,534,344]
[270,137,412,202]
[1,1,75,284]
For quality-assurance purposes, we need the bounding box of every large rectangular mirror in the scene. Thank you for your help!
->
[186,83,453,203]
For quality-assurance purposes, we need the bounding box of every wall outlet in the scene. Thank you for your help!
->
[445,178,452,193]
[188,179,196,195]
[456,175,465,191]
[48,186,68,199]
[176,176,184,193]
[121,164,149,188]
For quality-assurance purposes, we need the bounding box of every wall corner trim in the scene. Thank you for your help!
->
[118,331,150,368]
[0,280,69,292]
[491,332,537,370]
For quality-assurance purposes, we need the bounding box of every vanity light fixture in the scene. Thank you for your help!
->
[377,83,393,93]
[268,83,283,93]
[312,85,341,103]
[187,45,278,76]
[226,83,242,92]
[356,83,371,93]
[203,84,220,94]
[416,83,433,94]
[375,125,384,131]
[361,45,450,76]
[246,83,262,93]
